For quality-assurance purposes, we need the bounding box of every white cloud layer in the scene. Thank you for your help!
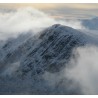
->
[0,7,84,41]
[66,46,98,94]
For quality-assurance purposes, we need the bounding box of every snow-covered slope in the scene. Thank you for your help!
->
[0,24,98,76]
[0,24,98,94]
[17,24,93,76]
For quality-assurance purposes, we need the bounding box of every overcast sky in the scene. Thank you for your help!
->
[0,3,98,19]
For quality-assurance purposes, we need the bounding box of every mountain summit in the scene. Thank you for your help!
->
[0,24,93,76]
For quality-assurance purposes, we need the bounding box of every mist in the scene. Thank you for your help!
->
[0,7,84,41]
[65,46,98,94]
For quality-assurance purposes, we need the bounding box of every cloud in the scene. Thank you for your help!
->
[1,4,98,19]
[0,7,84,41]
[65,46,98,94]
[42,45,98,95]
[1,4,98,10]
[61,4,98,10]
[0,7,56,40]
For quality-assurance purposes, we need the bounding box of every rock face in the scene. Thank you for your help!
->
[19,24,86,76]
[0,24,91,76]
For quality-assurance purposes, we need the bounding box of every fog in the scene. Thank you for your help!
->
[0,7,84,41]
[65,46,98,94]
[41,45,98,95]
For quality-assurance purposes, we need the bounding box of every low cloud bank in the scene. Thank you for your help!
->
[0,7,84,41]
[65,46,98,94]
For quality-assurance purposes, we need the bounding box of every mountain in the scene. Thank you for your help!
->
[0,24,98,94]
[0,24,91,75]
[81,17,98,30]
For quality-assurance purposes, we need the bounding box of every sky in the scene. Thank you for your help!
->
[0,3,98,19]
